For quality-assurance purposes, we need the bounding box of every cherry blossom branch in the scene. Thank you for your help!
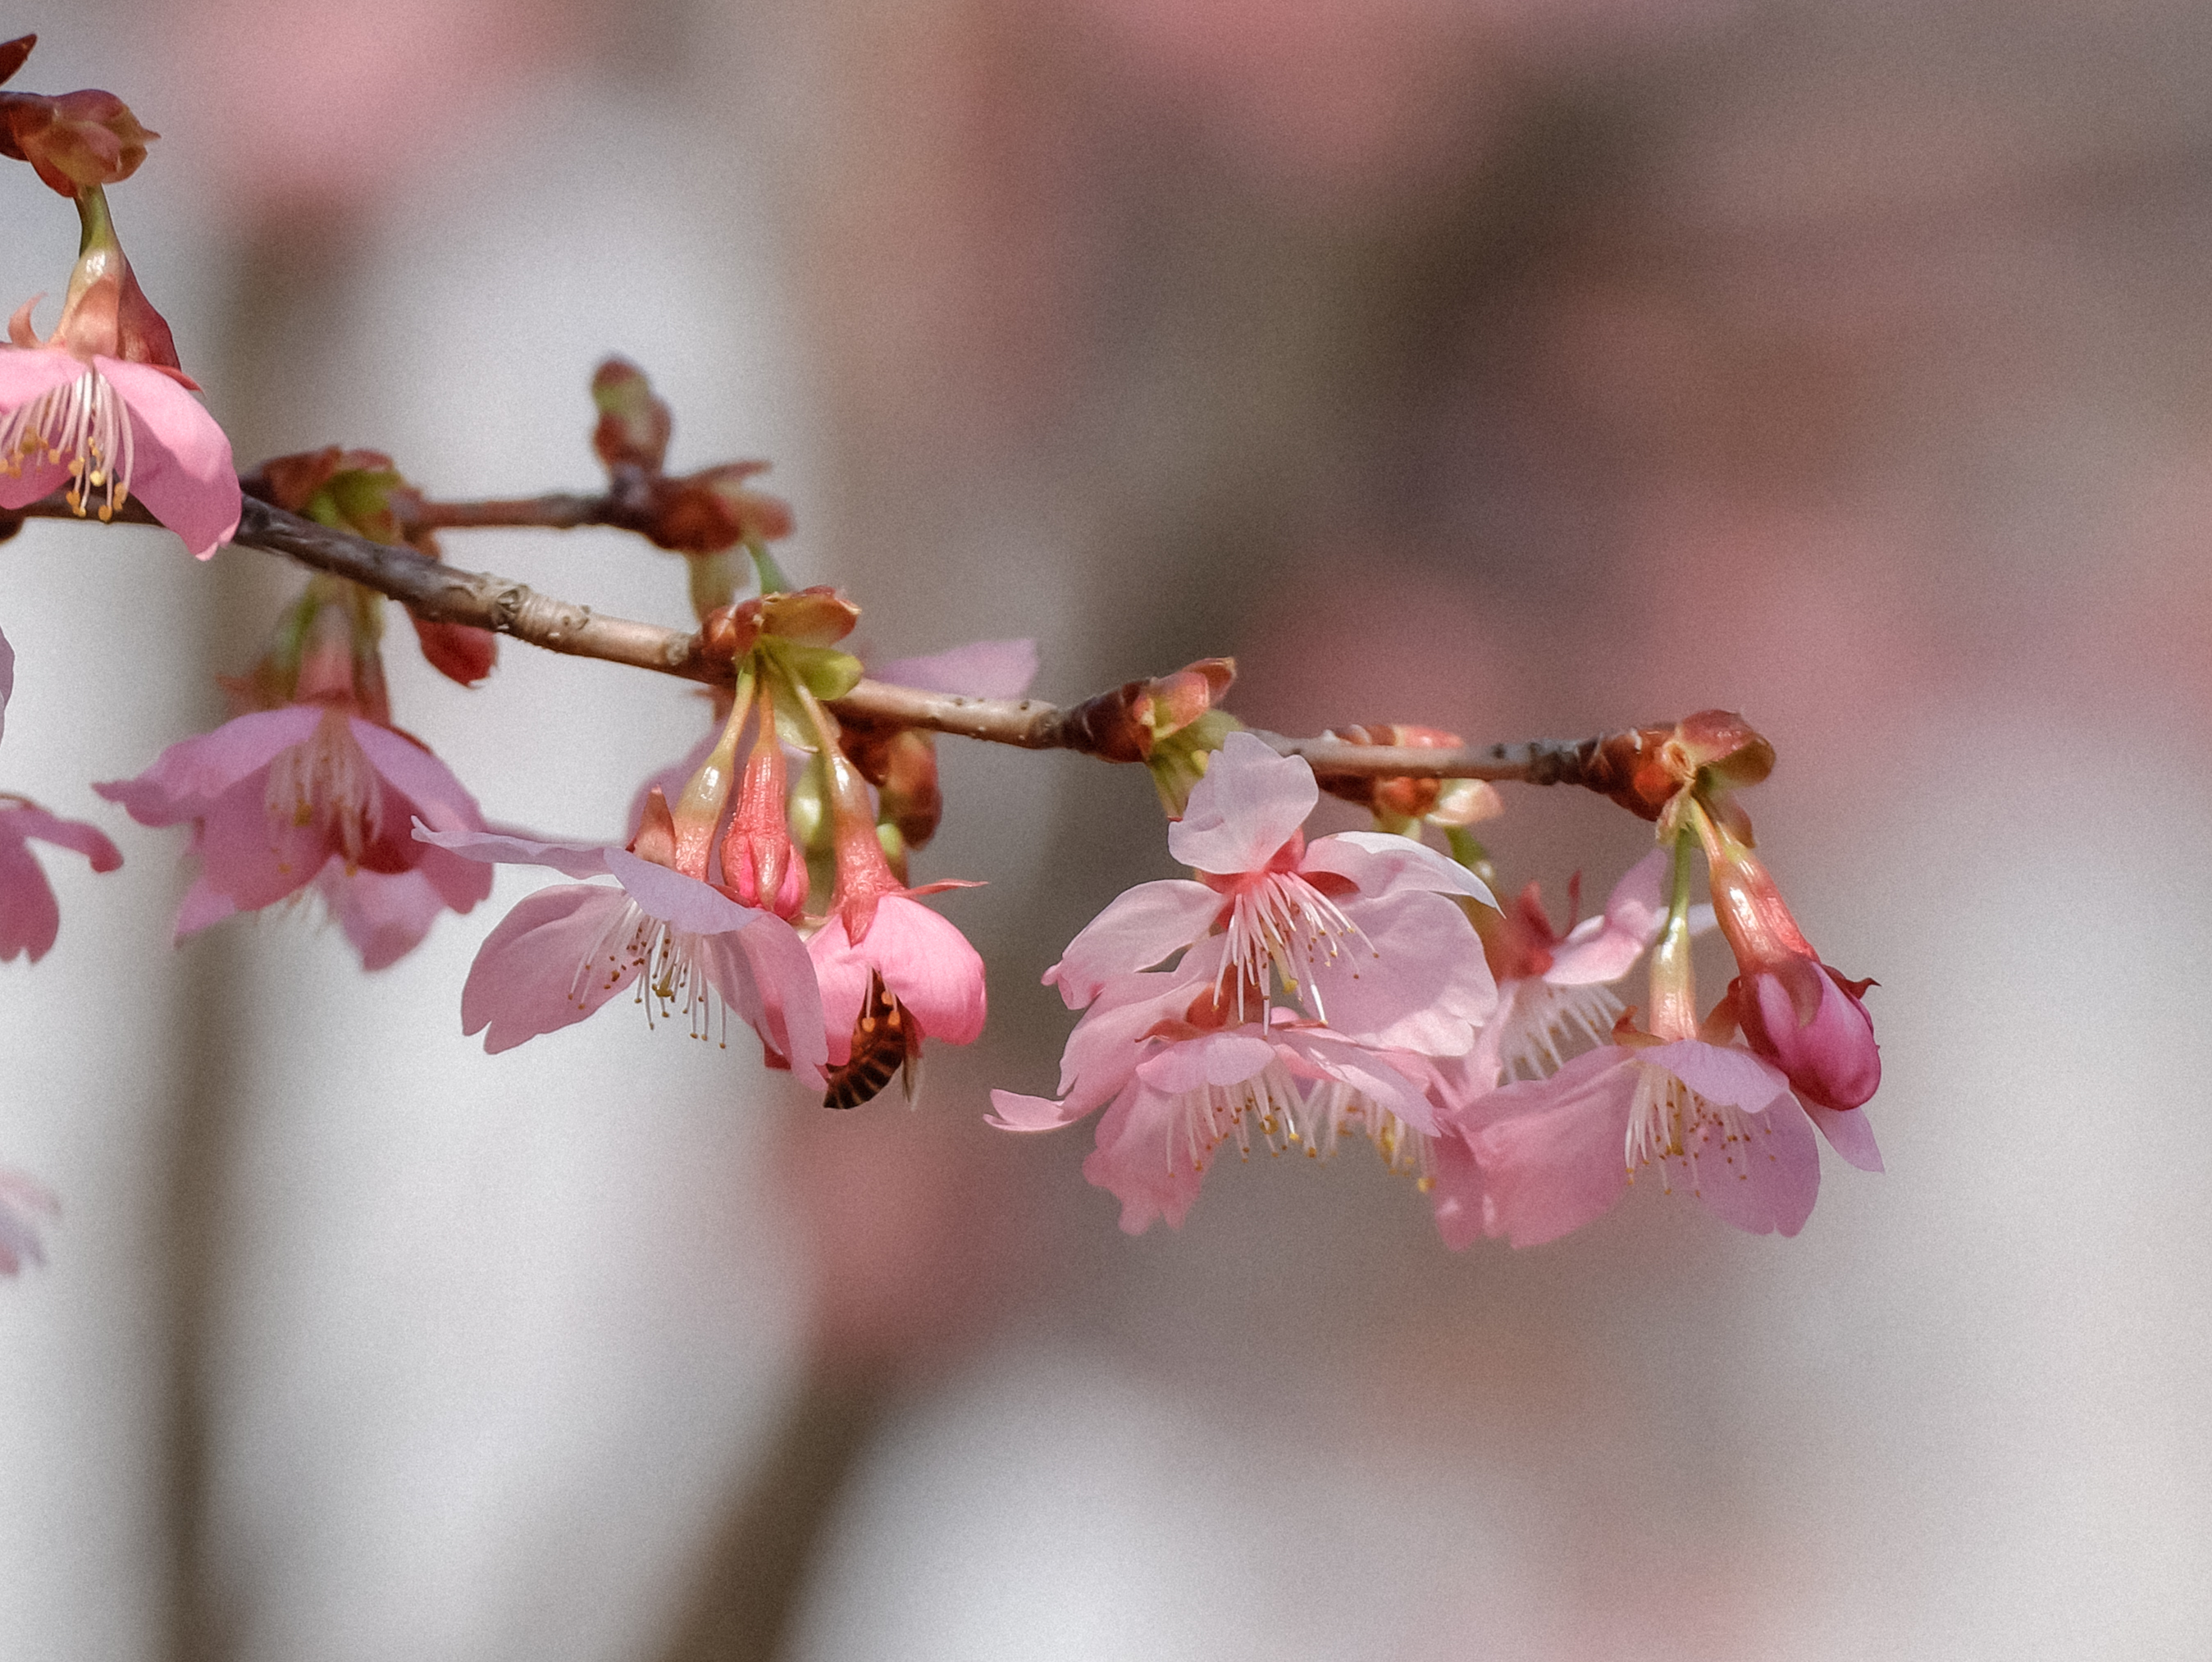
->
[7,489,1662,788]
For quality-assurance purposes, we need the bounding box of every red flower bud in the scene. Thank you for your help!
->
[0,88,156,197]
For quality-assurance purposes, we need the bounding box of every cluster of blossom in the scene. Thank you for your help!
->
[992,726,1881,1243]
[0,34,1885,1272]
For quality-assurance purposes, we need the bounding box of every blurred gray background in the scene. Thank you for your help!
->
[2,1,2209,1658]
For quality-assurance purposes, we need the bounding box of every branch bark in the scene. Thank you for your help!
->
[12,491,1659,788]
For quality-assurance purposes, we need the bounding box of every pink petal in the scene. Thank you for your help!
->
[461,884,637,1053]
[1,804,122,871]
[322,866,449,972]
[413,823,613,879]
[1044,879,1218,1007]
[1084,1081,1207,1233]
[1464,1048,1639,1247]
[1667,1085,1821,1238]
[1301,831,1496,906]
[1642,1039,1794,1116]
[605,848,755,933]
[0,835,61,962]
[1804,1101,1884,1172]
[0,622,12,735]
[1749,969,1882,1112]
[1303,889,1495,1053]
[1134,1030,1278,1093]
[1546,847,1668,985]
[0,452,69,514]
[348,719,485,829]
[189,774,330,912]
[172,874,238,939]
[1046,964,1204,1107]
[0,1167,57,1276]
[0,344,84,410]
[95,706,320,824]
[987,1089,1095,1133]
[1271,1029,1439,1131]
[100,358,241,559]
[413,842,496,914]
[711,912,829,1082]
[819,896,988,1047]
[1427,1127,1487,1250]
[873,637,1038,700]
[1167,730,1316,874]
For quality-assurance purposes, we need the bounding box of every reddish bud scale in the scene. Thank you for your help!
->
[841,723,943,851]
[1058,658,1236,763]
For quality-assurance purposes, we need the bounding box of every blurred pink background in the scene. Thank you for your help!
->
[2,1,2210,1658]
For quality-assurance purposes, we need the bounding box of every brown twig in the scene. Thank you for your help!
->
[13,490,1667,787]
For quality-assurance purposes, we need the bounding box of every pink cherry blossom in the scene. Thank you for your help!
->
[1441,1035,1880,1248]
[0,190,239,559]
[417,826,827,1080]
[0,1167,57,1275]
[0,621,13,740]
[1046,729,1497,1052]
[810,897,986,1067]
[0,797,123,963]
[97,705,490,969]
[1468,848,1678,1084]
[991,943,1441,1232]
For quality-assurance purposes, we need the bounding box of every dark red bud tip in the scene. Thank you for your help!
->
[0,509,22,544]
[0,36,34,89]
[590,357,672,474]
[412,617,497,687]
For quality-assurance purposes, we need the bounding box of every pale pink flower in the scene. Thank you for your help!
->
[0,190,239,558]
[1047,729,1496,1052]
[0,797,123,963]
[97,705,490,969]
[1442,1037,1881,1247]
[991,944,1439,1232]
[1467,848,1685,1084]
[0,1167,57,1275]
[417,826,827,1080]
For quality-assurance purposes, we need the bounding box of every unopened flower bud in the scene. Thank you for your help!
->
[590,358,671,474]
[0,87,156,197]
[1699,815,1879,1111]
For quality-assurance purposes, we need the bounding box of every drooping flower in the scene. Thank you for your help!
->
[97,707,491,970]
[1,794,123,963]
[0,623,124,962]
[1046,729,1497,1053]
[0,185,239,557]
[805,739,986,1098]
[1435,831,1880,1248]
[1696,806,1881,1112]
[990,942,1443,1231]
[1466,848,1676,1085]
[0,1167,56,1275]
[416,820,826,1080]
